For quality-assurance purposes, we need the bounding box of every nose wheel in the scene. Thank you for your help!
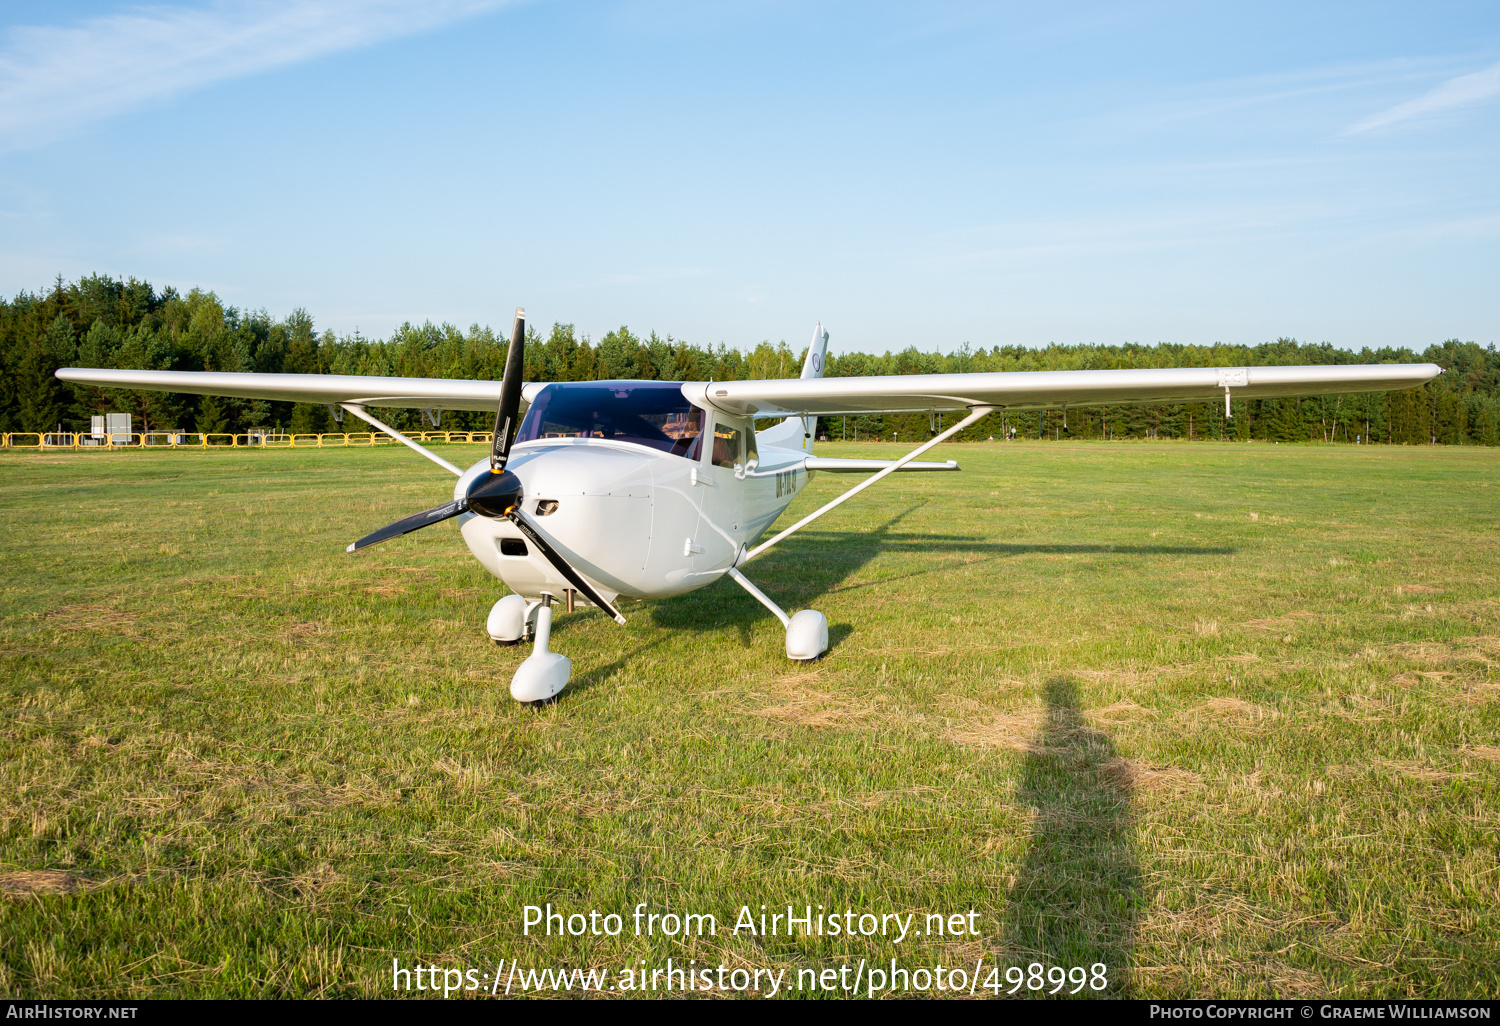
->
[509,593,573,703]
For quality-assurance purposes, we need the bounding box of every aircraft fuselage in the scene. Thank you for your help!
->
[454,386,809,603]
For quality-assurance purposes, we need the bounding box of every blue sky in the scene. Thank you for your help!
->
[1,1,1496,354]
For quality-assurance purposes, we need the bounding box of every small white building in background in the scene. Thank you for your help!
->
[93,413,132,444]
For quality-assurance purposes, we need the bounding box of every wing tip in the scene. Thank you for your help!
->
[345,543,357,553]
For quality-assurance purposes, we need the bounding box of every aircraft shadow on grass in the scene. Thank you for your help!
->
[649,504,1235,646]
[1005,676,1140,997]
[556,636,670,700]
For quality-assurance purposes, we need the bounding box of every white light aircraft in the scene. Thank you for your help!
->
[57,312,1440,703]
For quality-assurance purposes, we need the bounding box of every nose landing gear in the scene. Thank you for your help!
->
[509,593,572,703]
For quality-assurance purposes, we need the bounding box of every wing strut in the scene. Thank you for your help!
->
[739,405,996,566]
[339,403,463,477]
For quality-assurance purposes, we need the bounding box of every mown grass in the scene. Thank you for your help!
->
[0,440,1496,999]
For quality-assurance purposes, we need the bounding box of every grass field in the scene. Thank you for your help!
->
[1,440,1497,999]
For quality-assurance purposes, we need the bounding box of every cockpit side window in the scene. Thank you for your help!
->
[712,422,743,469]
[516,383,704,459]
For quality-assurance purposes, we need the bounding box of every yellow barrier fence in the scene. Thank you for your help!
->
[2,431,494,451]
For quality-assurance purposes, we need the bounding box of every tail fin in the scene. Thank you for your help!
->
[756,322,828,454]
[801,321,828,379]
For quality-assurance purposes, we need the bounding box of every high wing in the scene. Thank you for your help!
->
[53,367,550,413]
[685,363,1443,418]
[57,361,1442,422]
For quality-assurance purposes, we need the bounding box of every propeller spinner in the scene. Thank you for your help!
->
[345,307,626,625]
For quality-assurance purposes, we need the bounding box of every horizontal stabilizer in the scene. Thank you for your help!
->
[803,457,960,473]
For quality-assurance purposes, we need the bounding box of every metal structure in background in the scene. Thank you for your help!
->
[105,413,132,446]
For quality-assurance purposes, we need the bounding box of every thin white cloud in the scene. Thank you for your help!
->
[0,0,512,148]
[1113,59,1441,133]
[1347,61,1500,134]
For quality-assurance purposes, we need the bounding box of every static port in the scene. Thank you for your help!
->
[500,539,528,557]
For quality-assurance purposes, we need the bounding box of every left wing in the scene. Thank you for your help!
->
[688,363,1442,418]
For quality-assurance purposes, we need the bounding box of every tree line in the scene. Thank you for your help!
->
[2,274,1496,446]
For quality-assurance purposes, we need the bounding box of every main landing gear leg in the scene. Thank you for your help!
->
[723,406,994,662]
[509,593,572,703]
[726,567,829,661]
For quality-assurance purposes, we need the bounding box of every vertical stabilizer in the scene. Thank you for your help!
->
[801,322,828,379]
[756,323,828,453]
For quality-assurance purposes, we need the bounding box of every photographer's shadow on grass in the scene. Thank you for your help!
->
[1005,676,1141,999]
[648,503,1233,641]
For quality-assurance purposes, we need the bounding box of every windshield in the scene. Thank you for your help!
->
[515,382,704,459]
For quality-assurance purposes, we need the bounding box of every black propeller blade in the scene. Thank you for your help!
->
[344,304,627,625]
[491,308,527,472]
[345,307,528,552]
[506,508,627,624]
[345,468,527,553]
[347,500,467,553]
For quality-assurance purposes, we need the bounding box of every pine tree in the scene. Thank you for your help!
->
[197,394,228,434]
[288,403,325,435]
[1432,385,1461,444]
[15,342,62,433]
[42,313,77,364]
[1476,401,1499,447]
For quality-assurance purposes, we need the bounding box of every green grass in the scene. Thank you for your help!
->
[1,440,1497,999]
